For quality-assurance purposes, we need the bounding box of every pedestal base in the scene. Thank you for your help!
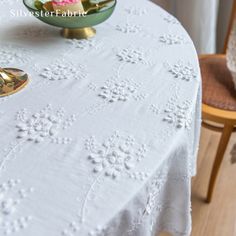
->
[0,68,29,97]
[61,27,96,39]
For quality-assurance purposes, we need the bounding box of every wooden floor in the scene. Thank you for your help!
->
[191,127,236,236]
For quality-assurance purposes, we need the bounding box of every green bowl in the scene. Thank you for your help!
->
[23,0,116,29]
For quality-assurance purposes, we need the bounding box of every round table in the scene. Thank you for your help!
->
[0,0,201,235]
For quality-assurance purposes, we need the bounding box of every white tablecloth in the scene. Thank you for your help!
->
[0,0,201,235]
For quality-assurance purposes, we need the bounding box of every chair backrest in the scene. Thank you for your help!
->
[224,0,236,53]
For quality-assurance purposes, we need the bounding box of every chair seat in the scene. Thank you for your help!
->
[200,55,236,111]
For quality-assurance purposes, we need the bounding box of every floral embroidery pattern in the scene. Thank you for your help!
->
[125,6,147,16]
[16,104,76,143]
[85,132,147,178]
[163,98,192,129]
[98,79,139,103]
[133,93,148,101]
[127,171,150,181]
[40,59,87,81]
[125,169,167,236]
[74,132,148,226]
[0,179,34,235]
[144,170,167,215]
[159,34,186,45]
[89,225,113,236]
[149,104,160,115]
[168,61,197,82]
[0,45,30,67]
[116,48,146,64]
[1,105,75,176]
[66,38,99,50]
[162,14,180,25]
[62,221,80,236]
[88,82,97,92]
[84,74,148,116]
[116,23,141,34]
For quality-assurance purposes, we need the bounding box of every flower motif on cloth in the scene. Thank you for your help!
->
[127,171,150,181]
[0,45,30,67]
[85,132,147,178]
[89,225,113,236]
[0,179,34,235]
[125,6,147,16]
[163,98,192,129]
[66,38,99,50]
[85,78,146,115]
[133,92,148,101]
[144,170,167,216]
[125,169,167,236]
[149,104,160,115]
[159,34,186,45]
[116,23,141,34]
[162,14,180,25]
[1,105,76,175]
[61,221,80,236]
[116,48,146,64]
[40,59,87,81]
[16,104,76,143]
[98,79,140,103]
[168,61,197,82]
[72,132,148,226]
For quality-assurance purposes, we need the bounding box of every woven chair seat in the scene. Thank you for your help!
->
[200,55,236,111]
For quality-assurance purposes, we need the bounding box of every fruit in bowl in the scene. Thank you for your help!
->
[52,0,85,14]
[33,0,115,15]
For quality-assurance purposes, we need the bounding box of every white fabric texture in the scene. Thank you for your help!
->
[0,0,201,236]
[153,0,234,54]
[227,18,236,88]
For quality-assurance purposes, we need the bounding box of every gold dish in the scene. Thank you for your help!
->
[0,68,29,97]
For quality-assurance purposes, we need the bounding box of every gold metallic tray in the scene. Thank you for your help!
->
[0,68,29,97]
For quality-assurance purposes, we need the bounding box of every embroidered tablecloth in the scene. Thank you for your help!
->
[0,0,201,235]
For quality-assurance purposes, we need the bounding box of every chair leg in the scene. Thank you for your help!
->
[206,124,234,203]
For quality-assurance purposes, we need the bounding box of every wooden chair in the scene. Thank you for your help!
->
[200,0,236,203]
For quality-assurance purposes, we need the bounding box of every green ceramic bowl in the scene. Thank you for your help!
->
[23,0,116,29]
